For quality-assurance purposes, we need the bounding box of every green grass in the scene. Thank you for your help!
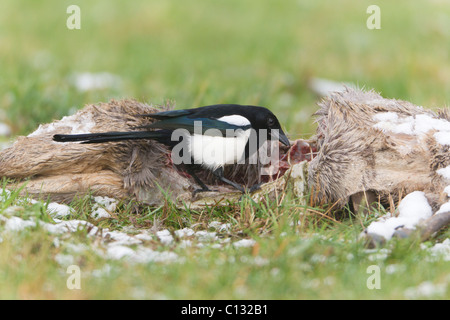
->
[0,0,449,299]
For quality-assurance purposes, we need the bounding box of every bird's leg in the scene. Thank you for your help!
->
[212,167,245,193]
[185,166,214,194]
[248,183,262,193]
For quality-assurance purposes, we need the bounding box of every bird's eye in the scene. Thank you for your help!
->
[267,117,275,127]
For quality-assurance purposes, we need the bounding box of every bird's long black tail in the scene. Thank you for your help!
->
[53,130,170,144]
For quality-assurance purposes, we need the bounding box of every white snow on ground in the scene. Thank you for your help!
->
[106,245,179,264]
[47,202,75,218]
[195,230,218,242]
[425,238,450,262]
[233,239,256,248]
[3,216,36,231]
[91,207,111,219]
[208,221,232,232]
[90,196,117,220]
[365,191,432,240]
[174,227,195,238]
[0,191,261,266]
[93,196,117,211]
[1,189,446,268]
[0,211,180,264]
[156,229,174,245]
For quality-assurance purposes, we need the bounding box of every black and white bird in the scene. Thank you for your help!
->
[53,104,290,193]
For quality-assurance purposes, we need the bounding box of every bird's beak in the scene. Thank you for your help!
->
[272,129,290,147]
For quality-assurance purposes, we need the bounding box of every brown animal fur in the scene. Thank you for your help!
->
[0,99,268,205]
[309,87,450,212]
[0,99,193,204]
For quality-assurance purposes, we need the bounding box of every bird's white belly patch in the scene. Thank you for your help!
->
[188,130,251,170]
[217,115,251,126]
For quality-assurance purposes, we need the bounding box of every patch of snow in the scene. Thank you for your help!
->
[104,230,142,246]
[3,206,24,215]
[179,239,192,248]
[133,248,179,264]
[414,114,450,134]
[208,221,223,229]
[195,230,218,242]
[90,196,117,220]
[106,244,178,264]
[436,201,450,215]
[93,196,117,212]
[91,207,111,219]
[107,245,135,260]
[397,191,433,219]
[208,221,232,232]
[434,131,450,146]
[4,216,36,231]
[427,238,450,261]
[134,232,153,242]
[47,202,74,218]
[156,229,174,245]
[174,228,195,238]
[365,191,432,240]
[444,185,450,197]
[29,112,96,137]
[373,112,450,137]
[437,166,450,180]
[373,112,399,123]
[373,114,414,135]
[232,239,256,248]
[43,219,96,235]
[54,254,75,267]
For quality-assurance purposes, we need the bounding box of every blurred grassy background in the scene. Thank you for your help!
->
[1,0,449,137]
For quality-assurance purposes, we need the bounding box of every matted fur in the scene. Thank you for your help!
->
[309,87,450,211]
[0,99,192,204]
[0,99,269,204]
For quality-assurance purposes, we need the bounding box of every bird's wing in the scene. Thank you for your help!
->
[138,116,251,136]
[140,109,194,120]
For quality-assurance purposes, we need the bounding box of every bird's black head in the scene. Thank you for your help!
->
[245,106,290,147]
[190,104,290,147]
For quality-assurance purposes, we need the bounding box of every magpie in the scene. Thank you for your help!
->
[53,104,290,193]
